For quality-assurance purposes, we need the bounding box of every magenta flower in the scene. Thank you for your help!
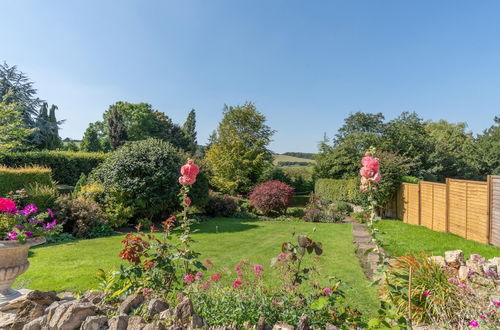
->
[0,198,17,213]
[15,225,24,230]
[253,264,264,278]
[47,208,55,218]
[210,273,222,282]
[232,279,243,288]
[277,253,287,260]
[469,320,478,327]
[25,231,33,238]
[43,219,57,231]
[235,264,242,272]
[22,204,38,216]
[323,288,333,295]
[479,315,486,319]
[422,291,431,296]
[493,301,500,307]
[183,273,195,285]
[7,231,18,240]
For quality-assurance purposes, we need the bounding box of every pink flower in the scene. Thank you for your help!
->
[210,273,222,282]
[195,271,203,281]
[183,273,195,285]
[7,231,18,240]
[22,204,38,216]
[253,265,264,278]
[361,153,380,172]
[232,279,243,288]
[47,208,55,218]
[277,253,287,260]
[177,292,184,300]
[184,197,192,207]
[359,167,374,179]
[469,320,478,327]
[0,198,17,213]
[422,291,431,296]
[179,175,196,185]
[235,264,242,272]
[458,283,467,289]
[43,219,57,231]
[24,231,33,238]
[323,288,332,295]
[180,160,200,177]
[493,301,500,307]
[202,281,211,290]
[479,315,486,319]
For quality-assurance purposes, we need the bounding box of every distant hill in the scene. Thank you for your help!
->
[273,154,315,167]
[282,152,316,160]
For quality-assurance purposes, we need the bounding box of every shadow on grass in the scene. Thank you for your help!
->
[192,217,260,234]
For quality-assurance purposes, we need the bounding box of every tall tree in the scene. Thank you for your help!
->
[0,62,42,126]
[182,109,197,154]
[474,116,500,176]
[32,103,63,149]
[205,102,275,194]
[107,105,128,149]
[0,99,31,152]
[81,123,102,152]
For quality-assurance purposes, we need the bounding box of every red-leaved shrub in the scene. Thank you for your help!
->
[249,180,294,215]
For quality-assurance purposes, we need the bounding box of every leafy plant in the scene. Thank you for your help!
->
[204,191,239,217]
[249,180,294,215]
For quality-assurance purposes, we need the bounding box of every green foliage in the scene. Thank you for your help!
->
[90,138,203,222]
[474,116,500,176]
[0,166,53,196]
[401,176,419,184]
[0,100,30,152]
[281,152,316,160]
[54,195,109,238]
[81,123,102,152]
[0,62,42,127]
[205,102,275,194]
[0,150,107,185]
[32,103,63,150]
[24,183,58,210]
[315,178,362,204]
[182,109,197,155]
[107,104,128,150]
[204,191,239,217]
[259,166,292,185]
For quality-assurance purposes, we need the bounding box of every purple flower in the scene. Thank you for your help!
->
[422,291,431,296]
[15,224,24,230]
[24,231,33,238]
[323,287,333,295]
[7,231,18,240]
[43,219,57,231]
[22,204,38,216]
[469,320,478,327]
[458,283,467,289]
[47,208,55,218]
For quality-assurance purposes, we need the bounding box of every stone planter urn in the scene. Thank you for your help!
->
[0,237,45,304]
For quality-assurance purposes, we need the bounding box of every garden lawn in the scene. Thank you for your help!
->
[16,218,379,316]
[374,220,500,259]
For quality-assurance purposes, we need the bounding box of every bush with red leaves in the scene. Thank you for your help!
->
[249,180,295,215]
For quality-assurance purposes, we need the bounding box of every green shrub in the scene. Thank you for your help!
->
[314,178,362,204]
[24,183,58,210]
[0,166,54,196]
[0,151,107,185]
[90,139,206,222]
[401,175,420,183]
[204,191,239,217]
[53,195,109,238]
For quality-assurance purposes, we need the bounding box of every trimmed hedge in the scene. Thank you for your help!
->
[401,175,420,184]
[314,178,362,204]
[0,166,54,196]
[0,151,107,185]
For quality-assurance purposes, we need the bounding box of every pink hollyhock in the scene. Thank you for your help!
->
[179,175,196,185]
[184,197,192,207]
[210,273,222,282]
[181,160,200,177]
[370,171,381,183]
[323,288,332,295]
[232,279,243,288]
[361,153,380,172]
[359,166,374,179]
[0,198,17,213]
[469,320,478,327]
[183,273,195,285]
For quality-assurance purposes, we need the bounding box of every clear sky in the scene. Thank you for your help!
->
[2,1,499,153]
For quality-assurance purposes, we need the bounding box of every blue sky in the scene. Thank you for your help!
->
[2,1,499,153]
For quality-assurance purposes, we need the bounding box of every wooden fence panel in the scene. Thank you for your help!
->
[489,176,500,246]
[465,182,489,244]
[432,184,447,232]
[420,182,434,229]
[401,183,420,225]
[448,179,468,238]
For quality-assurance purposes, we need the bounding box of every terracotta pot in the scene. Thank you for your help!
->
[0,237,45,304]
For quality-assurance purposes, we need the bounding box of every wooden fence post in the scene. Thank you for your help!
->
[488,175,492,244]
[445,178,450,233]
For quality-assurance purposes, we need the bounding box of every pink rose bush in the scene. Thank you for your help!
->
[0,198,61,243]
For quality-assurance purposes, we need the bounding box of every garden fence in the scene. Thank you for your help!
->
[385,176,500,246]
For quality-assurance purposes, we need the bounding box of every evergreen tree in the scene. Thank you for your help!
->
[47,104,63,149]
[81,124,102,152]
[182,109,197,154]
[107,105,128,149]
[33,102,63,149]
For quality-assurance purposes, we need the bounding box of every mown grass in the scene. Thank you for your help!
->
[16,218,379,316]
[374,220,500,259]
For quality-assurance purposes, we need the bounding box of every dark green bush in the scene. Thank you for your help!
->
[204,191,239,217]
[0,166,54,196]
[0,151,107,185]
[53,195,109,238]
[314,178,362,204]
[401,175,420,183]
[90,139,207,222]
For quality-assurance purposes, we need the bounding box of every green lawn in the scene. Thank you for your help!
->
[16,218,379,316]
[374,220,500,259]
